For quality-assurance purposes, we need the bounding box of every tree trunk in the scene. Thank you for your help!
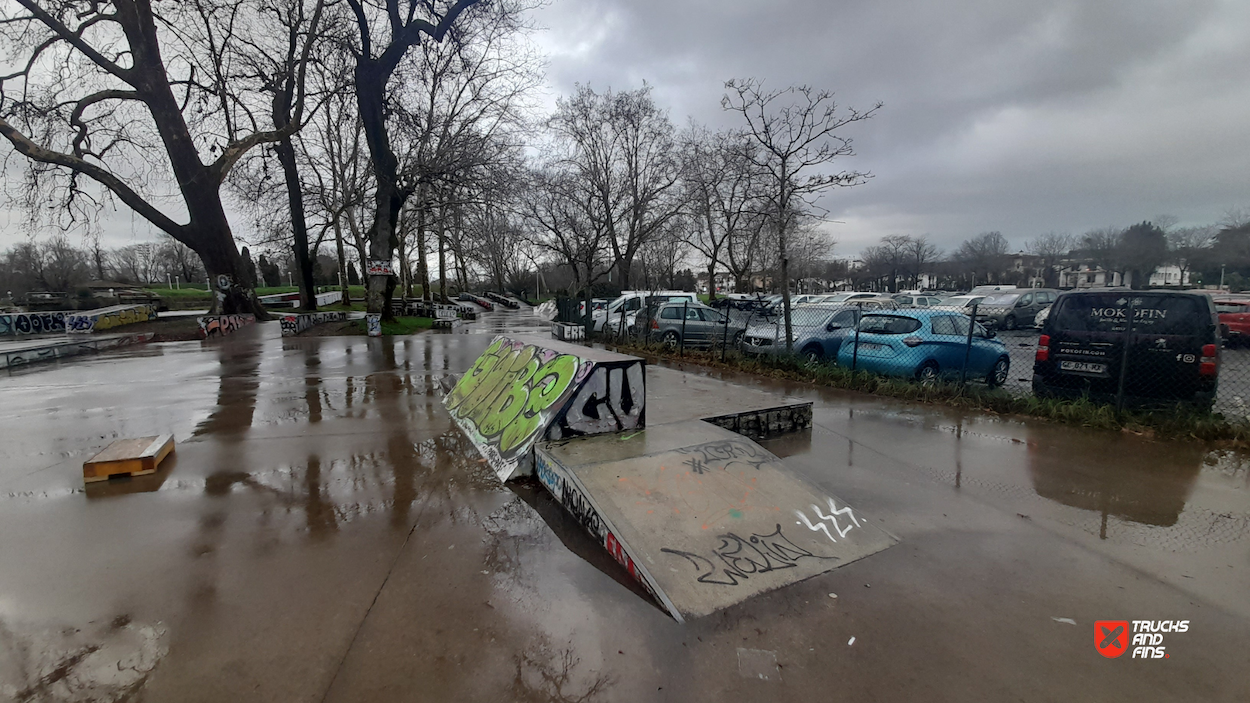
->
[355,63,403,319]
[438,202,447,303]
[275,134,317,311]
[333,217,350,306]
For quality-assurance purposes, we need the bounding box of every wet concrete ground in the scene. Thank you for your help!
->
[1,308,1248,702]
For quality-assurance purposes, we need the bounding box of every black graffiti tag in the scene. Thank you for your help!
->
[661,524,837,586]
[675,440,770,473]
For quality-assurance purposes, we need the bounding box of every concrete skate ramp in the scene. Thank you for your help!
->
[535,420,897,621]
[445,335,645,482]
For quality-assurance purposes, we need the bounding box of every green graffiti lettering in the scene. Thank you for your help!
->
[498,355,581,454]
[447,339,506,410]
[456,346,522,420]
[466,346,538,426]
[477,357,540,437]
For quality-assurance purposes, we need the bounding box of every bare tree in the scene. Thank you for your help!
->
[343,0,483,316]
[1167,225,1215,286]
[955,231,1011,286]
[547,84,683,290]
[1026,232,1073,287]
[1080,227,1123,283]
[680,124,764,301]
[520,167,611,334]
[903,235,939,290]
[722,78,881,351]
[0,1,329,316]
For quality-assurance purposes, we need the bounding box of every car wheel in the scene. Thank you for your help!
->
[987,356,1009,387]
[916,360,940,384]
[1003,315,1017,330]
[732,331,745,347]
[802,345,823,364]
[662,330,680,349]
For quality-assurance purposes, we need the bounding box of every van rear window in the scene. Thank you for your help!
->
[1052,295,1208,334]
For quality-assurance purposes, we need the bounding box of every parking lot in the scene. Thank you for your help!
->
[650,304,1250,416]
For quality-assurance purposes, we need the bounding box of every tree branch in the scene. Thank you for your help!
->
[0,115,186,238]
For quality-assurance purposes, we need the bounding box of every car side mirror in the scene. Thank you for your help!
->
[826,323,840,331]
[987,329,997,339]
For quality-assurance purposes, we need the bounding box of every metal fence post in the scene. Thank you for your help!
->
[619,305,627,341]
[1114,297,1136,414]
[851,302,862,371]
[721,305,731,361]
[680,300,688,357]
[961,303,977,385]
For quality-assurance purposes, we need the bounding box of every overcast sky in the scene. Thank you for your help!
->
[532,0,1250,258]
[2,0,1247,261]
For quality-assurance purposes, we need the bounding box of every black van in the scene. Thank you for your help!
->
[1033,290,1219,408]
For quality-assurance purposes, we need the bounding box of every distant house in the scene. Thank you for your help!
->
[695,271,737,294]
[1055,262,1189,289]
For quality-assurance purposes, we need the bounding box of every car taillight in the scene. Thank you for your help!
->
[1201,343,1217,376]
[651,318,659,330]
[903,336,922,347]
[1036,334,1049,362]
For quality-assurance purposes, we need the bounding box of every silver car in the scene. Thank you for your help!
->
[649,302,747,348]
[742,305,865,362]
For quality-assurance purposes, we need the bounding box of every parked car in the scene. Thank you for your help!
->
[809,292,880,305]
[1033,290,1219,408]
[741,305,865,362]
[606,293,698,334]
[936,294,984,312]
[648,302,747,348]
[975,289,1059,330]
[1214,298,1250,347]
[836,310,1010,385]
[595,291,696,332]
[1033,305,1051,329]
[891,293,946,308]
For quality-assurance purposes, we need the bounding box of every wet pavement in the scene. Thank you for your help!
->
[1,308,1248,701]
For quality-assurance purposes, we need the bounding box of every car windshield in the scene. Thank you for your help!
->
[981,293,1020,306]
[821,293,857,303]
[858,315,923,334]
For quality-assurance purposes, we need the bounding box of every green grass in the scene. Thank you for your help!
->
[607,338,1250,444]
[347,316,433,335]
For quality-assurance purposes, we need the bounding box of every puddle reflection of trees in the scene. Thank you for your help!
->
[511,638,615,703]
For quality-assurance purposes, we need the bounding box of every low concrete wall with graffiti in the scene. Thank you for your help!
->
[66,304,157,334]
[198,314,256,339]
[444,335,646,482]
[1,333,154,370]
[280,311,347,336]
[0,311,69,336]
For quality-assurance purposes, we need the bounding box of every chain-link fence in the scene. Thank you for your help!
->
[591,291,1250,418]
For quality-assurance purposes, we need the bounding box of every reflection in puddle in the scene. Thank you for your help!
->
[0,615,167,703]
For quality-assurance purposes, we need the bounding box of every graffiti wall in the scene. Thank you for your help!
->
[0,311,68,336]
[279,311,347,336]
[197,314,256,339]
[546,362,645,439]
[366,314,381,337]
[66,304,156,334]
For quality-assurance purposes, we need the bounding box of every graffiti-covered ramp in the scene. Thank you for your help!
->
[535,420,897,621]
[444,336,645,483]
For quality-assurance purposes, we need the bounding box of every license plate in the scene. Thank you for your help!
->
[1059,360,1107,374]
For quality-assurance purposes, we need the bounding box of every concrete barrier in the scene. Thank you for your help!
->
[551,321,585,341]
[279,311,347,336]
[0,333,153,370]
[66,304,157,333]
[445,335,645,482]
[197,314,256,339]
[257,290,343,308]
[0,311,69,336]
